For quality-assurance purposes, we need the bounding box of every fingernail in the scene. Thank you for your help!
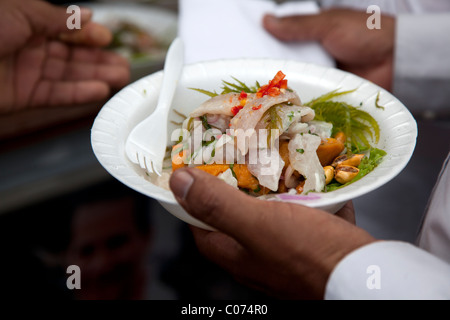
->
[80,7,92,21]
[264,14,279,24]
[170,170,194,200]
[88,25,112,46]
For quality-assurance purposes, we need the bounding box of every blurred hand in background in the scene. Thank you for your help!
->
[0,0,130,114]
[263,9,395,91]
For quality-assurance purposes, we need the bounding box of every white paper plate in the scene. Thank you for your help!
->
[91,58,417,230]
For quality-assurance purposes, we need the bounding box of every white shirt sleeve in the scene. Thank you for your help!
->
[416,153,450,262]
[325,153,450,299]
[393,13,450,115]
[325,241,450,299]
[323,6,450,299]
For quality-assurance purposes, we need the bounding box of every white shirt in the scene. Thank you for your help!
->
[320,0,450,115]
[417,154,450,262]
[319,0,450,15]
[323,1,450,299]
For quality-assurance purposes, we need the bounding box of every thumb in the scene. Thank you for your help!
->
[262,13,331,42]
[169,167,270,242]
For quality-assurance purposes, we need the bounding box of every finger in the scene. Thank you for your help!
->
[340,58,394,91]
[30,80,110,108]
[63,61,130,88]
[190,226,272,293]
[69,46,129,67]
[190,226,247,273]
[59,22,113,47]
[28,1,112,47]
[24,1,92,36]
[170,168,273,243]
[334,201,356,225]
[48,42,129,67]
[44,42,130,88]
[262,13,331,42]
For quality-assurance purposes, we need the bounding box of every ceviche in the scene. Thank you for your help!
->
[104,19,169,63]
[156,71,386,196]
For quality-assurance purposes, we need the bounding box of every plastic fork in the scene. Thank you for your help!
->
[125,37,184,175]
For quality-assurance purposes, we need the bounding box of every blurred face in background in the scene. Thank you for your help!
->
[66,197,151,300]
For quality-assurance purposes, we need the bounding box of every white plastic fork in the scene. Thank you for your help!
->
[125,37,184,175]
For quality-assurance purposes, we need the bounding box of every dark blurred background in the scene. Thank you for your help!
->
[0,0,449,300]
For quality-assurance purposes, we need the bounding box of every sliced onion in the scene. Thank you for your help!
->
[284,165,298,188]
[206,114,219,123]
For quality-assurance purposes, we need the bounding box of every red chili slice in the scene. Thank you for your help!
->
[256,71,287,98]
[238,91,248,100]
[231,105,244,115]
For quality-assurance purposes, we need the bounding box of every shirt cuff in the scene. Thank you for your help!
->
[393,14,450,116]
[324,241,450,299]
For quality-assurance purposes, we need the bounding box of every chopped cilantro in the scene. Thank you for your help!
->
[229,164,237,179]
[200,115,211,130]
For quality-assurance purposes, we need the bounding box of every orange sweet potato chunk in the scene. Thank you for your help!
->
[195,164,259,190]
[316,137,345,167]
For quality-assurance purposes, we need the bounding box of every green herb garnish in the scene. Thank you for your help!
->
[288,111,295,122]
[229,164,237,179]
[186,117,194,131]
[305,88,357,106]
[189,88,218,97]
[173,109,188,119]
[305,90,380,152]
[326,148,387,191]
[200,115,211,130]
[375,91,385,110]
[263,105,283,146]
[190,76,260,97]
[202,139,215,147]
[221,77,259,94]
